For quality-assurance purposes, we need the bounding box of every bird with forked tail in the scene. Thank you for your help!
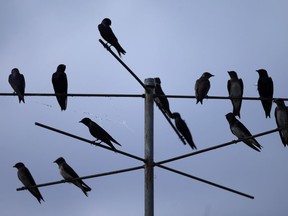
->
[98,18,126,57]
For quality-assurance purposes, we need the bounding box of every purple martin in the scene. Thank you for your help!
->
[274,99,288,146]
[98,18,126,57]
[79,117,122,151]
[13,162,44,203]
[225,112,262,152]
[195,72,214,104]
[54,157,91,197]
[172,112,197,150]
[256,69,274,118]
[154,77,173,118]
[8,68,25,103]
[227,71,244,118]
[52,64,68,111]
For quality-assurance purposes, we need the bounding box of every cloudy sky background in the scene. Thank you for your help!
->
[1,0,288,215]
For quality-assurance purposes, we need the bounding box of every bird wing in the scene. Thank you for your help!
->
[90,122,121,146]
[61,163,80,180]
[176,118,196,149]
[227,80,231,95]
[52,72,68,94]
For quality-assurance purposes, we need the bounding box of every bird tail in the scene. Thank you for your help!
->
[18,95,25,103]
[80,183,92,197]
[115,43,126,57]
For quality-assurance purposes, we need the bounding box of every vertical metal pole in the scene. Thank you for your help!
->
[144,78,155,216]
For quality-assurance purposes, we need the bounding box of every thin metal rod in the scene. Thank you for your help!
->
[2,92,288,101]
[162,95,288,101]
[17,165,144,191]
[156,128,280,165]
[0,93,144,97]
[99,39,148,91]
[35,122,145,163]
[144,79,155,216]
[156,164,254,199]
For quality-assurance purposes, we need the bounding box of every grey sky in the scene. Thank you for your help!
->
[1,0,288,215]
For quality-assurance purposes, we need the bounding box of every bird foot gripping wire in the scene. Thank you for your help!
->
[99,39,111,52]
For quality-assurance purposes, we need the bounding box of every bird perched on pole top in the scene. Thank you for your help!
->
[8,68,25,103]
[225,112,262,152]
[195,72,214,104]
[274,99,288,147]
[13,162,45,203]
[227,71,243,118]
[98,18,126,57]
[172,112,197,150]
[54,157,91,197]
[256,69,274,118]
[52,64,68,111]
[79,117,122,151]
[154,77,173,118]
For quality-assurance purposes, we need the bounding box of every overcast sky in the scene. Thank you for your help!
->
[1,0,288,216]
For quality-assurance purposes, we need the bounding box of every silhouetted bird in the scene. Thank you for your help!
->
[225,113,262,152]
[195,72,214,104]
[154,77,173,118]
[8,68,25,103]
[52,64,68,111]
[79,117,121,151]
[256,69,273,118]
[227,71,243,118]
[98,18,126,57]
[274,99,288,146]
[54,157,91,197]
[13,162,44,203]
[172,112,197,150]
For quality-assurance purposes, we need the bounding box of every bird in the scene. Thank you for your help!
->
[195,72,214,104]
[154,77,173,118]
[274,99,288,146]
[52,64,68,111]
[98,18,126,57]
[227,71,244,118]
[256,69,274,118]
[225,112,262,152]
[54,157,91,197]
[79,117,122,151]
[13,162,44,203]
[8,68,25,103]
[172,112,197,150]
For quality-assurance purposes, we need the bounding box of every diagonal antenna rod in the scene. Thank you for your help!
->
[156,164,254,199]
[156,127,280,165]
[35,122,145,163]
[17,165,144,191]
[99,39,148,91]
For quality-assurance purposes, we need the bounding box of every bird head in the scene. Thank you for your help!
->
[202,72,214,79]
[273,98,285,106]
[225,112,236,122]
[11,68,20,75]
[171,112,181,119]
[79,117,91,126]
[256,69,268,77]
[54,157,65,165]
[227,71,238,79]
[102,18,112,26]
[154,77,161,85]
[13,162,25,169]
[56,64,66,72]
